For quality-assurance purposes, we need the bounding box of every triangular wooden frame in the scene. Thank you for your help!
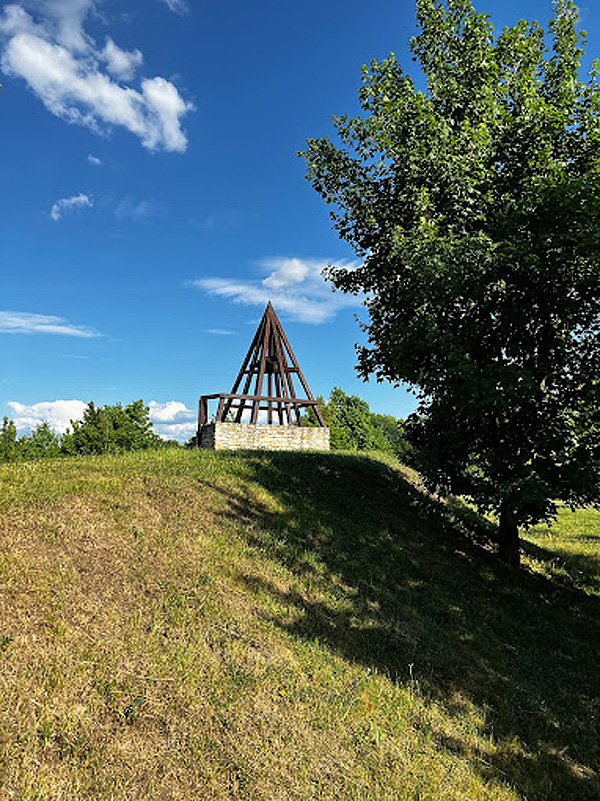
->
[198,303,325,427]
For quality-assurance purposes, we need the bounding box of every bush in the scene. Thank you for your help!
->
[61,400,161,455]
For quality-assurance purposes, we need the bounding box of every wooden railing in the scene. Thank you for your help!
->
[197,393,322,428]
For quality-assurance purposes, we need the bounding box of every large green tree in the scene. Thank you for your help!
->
[301,0,600,564]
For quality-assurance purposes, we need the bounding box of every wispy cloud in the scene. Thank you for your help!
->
[161,0,189,15]
[203,328,235,336]
[8,399,87,433]
[0,310,99,337]
[50,192,93,221]
[189,210,251,232]
[87,153,101,165]
[0,1,193,152]
[192,256,362,324]
[115,197,161,222]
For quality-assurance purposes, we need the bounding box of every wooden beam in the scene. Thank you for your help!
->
[198,303,326,431]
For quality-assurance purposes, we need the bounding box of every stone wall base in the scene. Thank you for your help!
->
[198,422,329,452]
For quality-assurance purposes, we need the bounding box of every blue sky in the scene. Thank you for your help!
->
[1,0,598,440]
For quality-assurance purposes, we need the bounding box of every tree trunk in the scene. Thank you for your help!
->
[498,504,520,567]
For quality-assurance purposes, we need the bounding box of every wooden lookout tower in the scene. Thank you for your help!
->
[197,302,329,451]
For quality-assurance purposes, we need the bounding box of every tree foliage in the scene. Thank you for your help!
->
[0,400,166,463]
[0,416,17,462]
[301,0,600,563]
[17,422,61,460]
[62,400,160,455]
[306,387,411,459]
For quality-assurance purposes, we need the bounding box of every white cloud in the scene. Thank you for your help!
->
[0,2,193,152]
[8,399,87,433]
[43,0,95,52]
[0,310,99,337]
[87,153,101,164]
[141,76,191,152]
[50,192,92,221]
[0,3,43,37]
[203,328,235,336]
[101,37,142,81]
[148,400,193,423]
[148,400,196,441]
[263,257,309,289]
[193,256,362,324]
[154,420,196,440]
[7,397,197,441]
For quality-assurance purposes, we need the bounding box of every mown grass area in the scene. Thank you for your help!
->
[523,507,600,596]
[0,449,598,800]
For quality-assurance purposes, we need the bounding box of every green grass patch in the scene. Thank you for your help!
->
[0,449,598,799]
[523,507,600,596]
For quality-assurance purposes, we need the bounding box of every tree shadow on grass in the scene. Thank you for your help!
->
[203,451,600,801]
[441,497,600,594]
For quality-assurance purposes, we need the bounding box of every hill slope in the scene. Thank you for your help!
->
[0,450,598,800]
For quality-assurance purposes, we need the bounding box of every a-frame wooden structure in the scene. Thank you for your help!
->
[198,302,326,428]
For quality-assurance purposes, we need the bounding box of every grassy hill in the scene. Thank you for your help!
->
[0,449,598,800]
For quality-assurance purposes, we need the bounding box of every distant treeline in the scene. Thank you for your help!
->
[1,390,410,463]
[305,387,410,460]
[0,400,177,462]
